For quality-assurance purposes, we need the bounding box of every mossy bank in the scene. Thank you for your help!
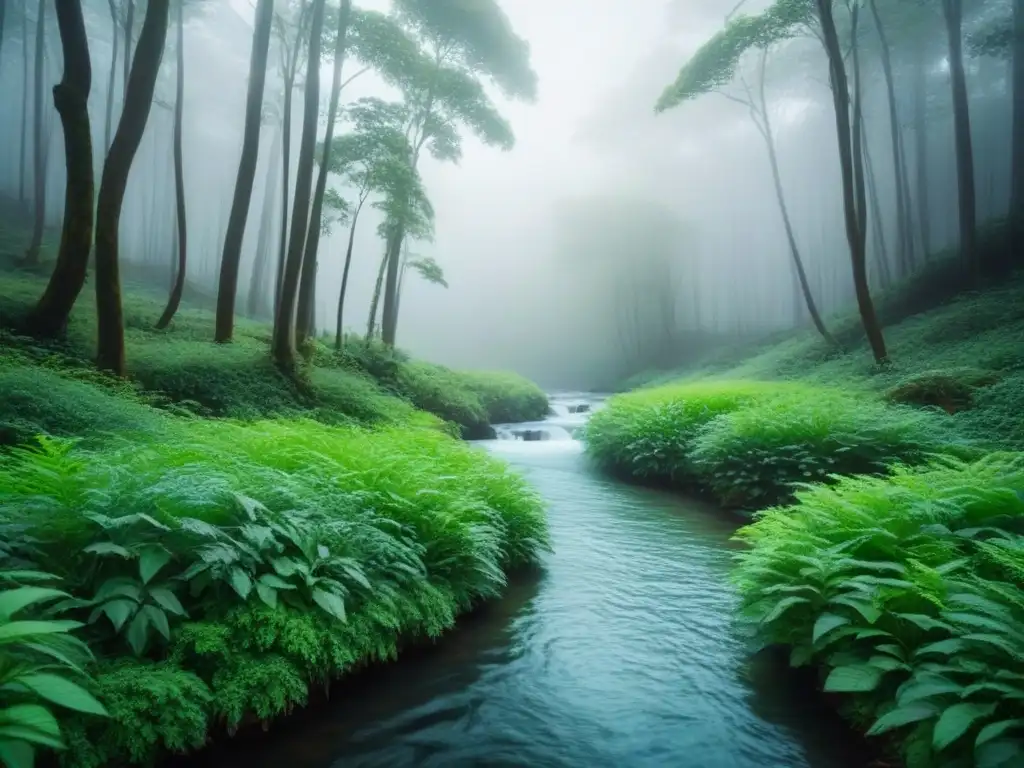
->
[583,267,1024,767]
[0,268,550,767]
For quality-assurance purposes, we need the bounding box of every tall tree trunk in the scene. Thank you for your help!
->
[94,0,170,375]
[868,0,912,278]
[26,0,93,338]
[942,0,978,276]
[25,0,46,264]
[816,0,888,363]
[248,125,283,319]
[0,0,6,78]
[104,0,118,154]
[122,0,134,99]
[271,0,326,366]
[1009,0,1024,269]
[295,0,352,345]
[156,0,187,330]
[20,3,28,205]
[335,197,365,350]
[862,132,893,290]
[380,223,403,345]
[912,40,931,260]
[214,0,274,341]
[366,245,388,342]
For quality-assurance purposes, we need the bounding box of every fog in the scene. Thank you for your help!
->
[0,0,1015,388]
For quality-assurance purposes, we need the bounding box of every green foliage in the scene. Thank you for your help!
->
[456,370,549,425]
[733,455,1024,768]
[406,255,448,289]
[886,368,1001,413]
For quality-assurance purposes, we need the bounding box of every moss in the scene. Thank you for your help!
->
[885,367,1001,413]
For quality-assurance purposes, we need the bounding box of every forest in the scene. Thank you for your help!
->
[0,0,1023,767]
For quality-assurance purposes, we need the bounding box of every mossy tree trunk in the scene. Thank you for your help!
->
[296,0,352,346]
[214,0,274,342]
[156,0,188,330]
[94,0,171,376]
[26,0,94,338]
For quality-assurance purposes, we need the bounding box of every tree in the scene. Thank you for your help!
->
[94,0,171,375]
[247,117,283,320]
[378,0,536,347]
[0,0,6,77]
[271,0,326,366]
[214,0,274,342]
[104,0,119,153]
[942,0,978,275]
[1012,0,1024,266]
[655,11,837,346]
[25,0,94,338]
[24,0,46,264]
[155,0,188,330]
[295,0,352,346]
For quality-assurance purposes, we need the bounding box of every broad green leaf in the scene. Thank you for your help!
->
[257,574,294,590]
[148,587,186,617]
[975,738,1024,768]
[0,704,63,745]
[255,583,278,609]
[100,599,136,632]
[977,719,1024,747]
[16,674,108,716]
[0,739,35,768]
[141,605,170,641]
[761,596,809,625]
[0,621,82,646]
[915,638,966,657]
[93,578,142,603]
[83,542,131,559]
[813,613,850,645]
[867,702,940,736]
[933,702,998,751]
[897,614,951,633]
[0,572,58,584]
[0,588,69,621]
[138,546,172,585]
[125,611,150,656]
[229,568,253,601]
[897,678,963,705]
[312,588,347,622]
[824,664,884,693]
[829,596,881,625]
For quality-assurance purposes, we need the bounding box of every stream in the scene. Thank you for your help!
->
[190,393,870,768]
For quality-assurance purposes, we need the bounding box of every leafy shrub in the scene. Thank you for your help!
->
[956,372,1024,451]
[886,368,1002,414]
[583,380,817,484]
[733,454,1024,768]
[689,393,962,508]
[394,362,490,436]
[457,371,549,424]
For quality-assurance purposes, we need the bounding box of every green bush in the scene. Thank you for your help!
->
[733,454,1024,768]
[956,372,1024,451]
[0,420,548,766]
[582,380,817,485]
[885,368,1002,414]
[393,362,490,436]
[457,370,549,424]
[689,392,964,508]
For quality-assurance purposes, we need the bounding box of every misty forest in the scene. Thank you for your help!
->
[0,0,1023,766]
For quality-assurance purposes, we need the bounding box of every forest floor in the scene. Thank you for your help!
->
[584,260,1024,768]
[0,218,551,767]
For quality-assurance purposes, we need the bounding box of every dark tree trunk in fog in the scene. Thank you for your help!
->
[94,0,170,375]
[862,134,892,291]
[296,0,351,345]
[25,0,47,264]
[156,0,187,330]
[1009,0,1024,268]
[942,0,978,275]
[27,0,94,337]
[912,41,931,259]
[104,0,119,153]
[335,195,366,350]
[0,0,6,78]
[366,246,388,342]
[272,0,326,366]
[123,0,134,99]
[816,0,888,363]
[215,0,274,342]
[248,125,283,319]
[868,0,913,277]
[20,4,28,205]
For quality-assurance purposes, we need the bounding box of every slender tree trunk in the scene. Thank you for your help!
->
[912,41,931,260]
[816,0,888,363]
[25,0,46,264]
[20,4,28,205]
[94,0,170,375]
[156,1,187,330]
[862,133,893,290]
[1009,0,1024,269]
[942,0,978,276]
[335,197,365,350]
[296,0,352,345]
[214,0,274,341]
[0,0,6,77]
[366,248,388,342]
[26,0,94,338]
[248,125,283,319]
[122,0,134,99]
[104,0,118,154]
[271,0,326,366]
[868,0,912,278]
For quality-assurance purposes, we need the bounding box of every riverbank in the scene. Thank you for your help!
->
[0,265,551,766]
[583,265,1024,767]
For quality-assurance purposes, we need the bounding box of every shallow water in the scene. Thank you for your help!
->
[188,394,869,768]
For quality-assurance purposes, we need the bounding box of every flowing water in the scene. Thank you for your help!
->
[190,394,870,768]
